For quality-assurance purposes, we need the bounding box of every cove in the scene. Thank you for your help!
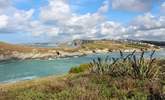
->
[0,51,165,83]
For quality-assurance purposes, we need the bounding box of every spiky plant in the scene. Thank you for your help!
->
[130,50,160,79]
[90,50,161,80]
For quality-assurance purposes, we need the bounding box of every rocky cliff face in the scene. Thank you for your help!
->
[0,43,59,61]
[72,39,94,47]
[0,50,86,61]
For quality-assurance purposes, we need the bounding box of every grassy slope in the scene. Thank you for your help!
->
[0,40,154,55]
[0,42,55,54]
[0,42,80,55]
[81,41,125,50]
[80,40,152,51]
[0,59,164,100]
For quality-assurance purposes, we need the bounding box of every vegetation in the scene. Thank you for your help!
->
[90,50,160,80]
[81,41,125,50]
[126,43,150,49]
[0,42,56,54]
[80,40,153,51]
[69,64,90,73]
[0,51,165,100]
[0,42,79,55]
[0,40,155,55]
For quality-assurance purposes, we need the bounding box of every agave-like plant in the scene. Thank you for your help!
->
[90,50,161,80]
[130,50,160,79]
[90,56,111,75]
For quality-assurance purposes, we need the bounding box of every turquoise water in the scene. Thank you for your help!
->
[0,51,165,83]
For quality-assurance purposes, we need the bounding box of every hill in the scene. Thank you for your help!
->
[0,40,159,61]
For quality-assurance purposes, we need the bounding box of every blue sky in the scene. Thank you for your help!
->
[0,0,165,43]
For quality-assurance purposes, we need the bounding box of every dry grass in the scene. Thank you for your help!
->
[0,42,79,55]
[80,40,151,51]
[0,73,164,100]
[81,41,125,50]
[0,42,57,54]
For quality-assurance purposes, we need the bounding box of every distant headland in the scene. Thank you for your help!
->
[0,39,161,61]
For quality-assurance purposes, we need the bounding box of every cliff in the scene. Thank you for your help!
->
[0,40,158,61]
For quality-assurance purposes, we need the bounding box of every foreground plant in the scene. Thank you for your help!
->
[90,50,161,80]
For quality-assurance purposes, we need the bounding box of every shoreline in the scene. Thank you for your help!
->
[0,73,70,89]
[0,49,164,86]
[0,48,160,62]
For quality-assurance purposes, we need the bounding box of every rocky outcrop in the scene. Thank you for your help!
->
[0,48,159,61]
[0,50,58,61]
[0,49,108,61]
[0,50,86,61]
[72,39,94,47]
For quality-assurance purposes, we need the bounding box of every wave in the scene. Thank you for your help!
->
[1,76,38,83]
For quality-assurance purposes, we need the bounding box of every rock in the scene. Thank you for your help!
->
[0,55,4,60]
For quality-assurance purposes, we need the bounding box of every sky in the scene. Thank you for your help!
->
[0,0,165,43]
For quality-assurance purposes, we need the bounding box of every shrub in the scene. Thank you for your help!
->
[69,64,90,73]
[90,50,161,80]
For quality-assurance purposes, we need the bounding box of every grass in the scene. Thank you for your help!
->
[69,64,90,73]
[81,41,125,50]
[80,40,153,51]
[0,51,164,100]
[125,43,151,49]
[1,73,161,100]
[0,42,79,56]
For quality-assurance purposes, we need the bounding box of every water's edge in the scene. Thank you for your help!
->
[0,51,164,84]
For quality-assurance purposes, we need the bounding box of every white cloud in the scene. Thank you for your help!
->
[98,0,110,14]
[0,0,35,33]
[100,21,126,39]
[125,13,165,41]
[33,0,165,41]
[127,28,165,41]
[0,0,164,42]
[0,0,11,8]
[37,0,107,40]
[40,0,72,24]
[160,2,165,14]
[111,0,152,12]
[130,13,162,30]
[47,28,60,37]
[0,15,9,28]
[0,0,13,14]
[0,9,34,33]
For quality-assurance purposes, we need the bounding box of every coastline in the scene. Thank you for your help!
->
[0,73,69,90]
[0,48,162,85]
[0,48,160,61]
